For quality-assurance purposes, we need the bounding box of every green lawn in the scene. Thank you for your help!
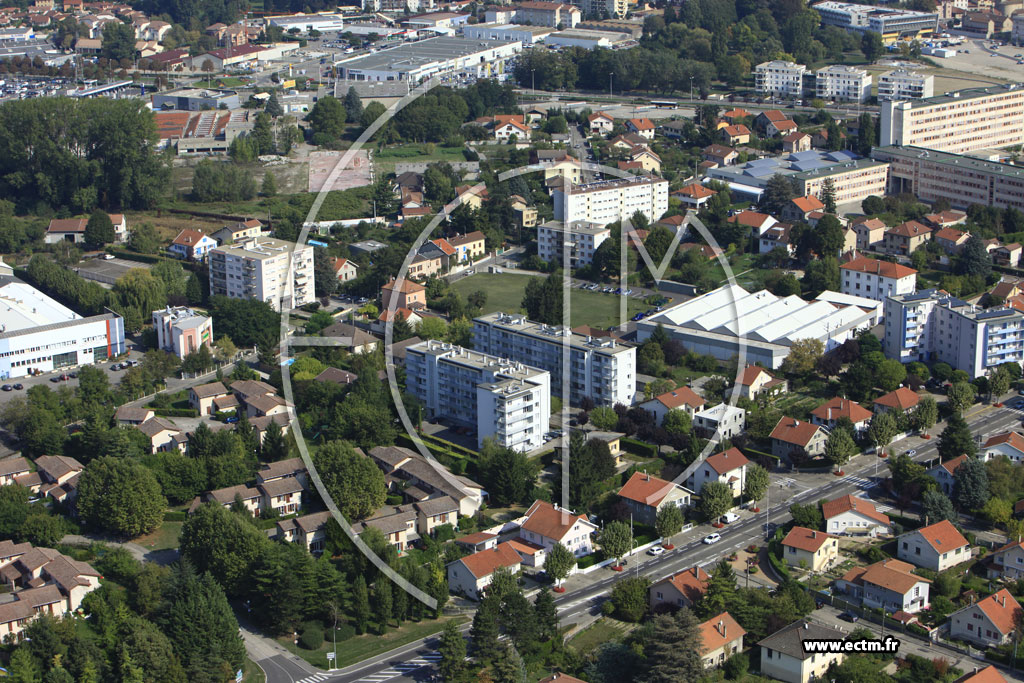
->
[135,521,182,551]
[451,273,645,328]
[373,143,469,174]
[278,616,468,669]
[243,658,266,683]
[567,617,632,656]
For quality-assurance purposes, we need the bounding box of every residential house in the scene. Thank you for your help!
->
[702,144,738,167]
[659,119,689,139]
[949,589,1022,647]
[836,558,931,613]
[616,471,692,526]
[934,228,971,254]
[897,519,971,571]
[610,133,650,151]
[368,445,485,517]
[759,223,795,255]
[884,220,932,256]
[873,387,920,415]
[455,185,489,210]
[168,229,217,260]
[728,210,776,236]
[928,454,969,495]
[188,479,303,518]
[353,503,418,552]
[781,196,825,223]
[782,131,811,153]
[0,457,30,487]
[256,457,308,488]
[625,117,655,139]
[44,218,87,244]
[953,666,1009,683]
[138,417,184,453]
[990,279,1021,303]
[770,417,827,463]
[247,415,288,445]
[230,379,277,407]
[810,397,873,433]
[211,218,262,245]
[759,620,846,683]
[396,171,423,192]
[720,125,751,146]
[511,195,538,230]
[381,278,426,311]
[767,119,798,137]
[586,431,625,467]
[271,511,330,554]
[446,541,523,600]
[822,494,891,536]
[640,387,706,423]
[839,256,918,302]
[737,365,787,401]
[518,500,597,557]
[455,532,498,553]
[924,210,968,228]
[754,110,789,133]
[329,257,358,282]
[114,405,154,426]
[414,496,458,536]
[672,183,717,209]
[985,539,1024,580]
[321,322,381,355]
[494,115,529,142]
[259,477,304,516]
[993,242,1023,267]
[687,447,749,498]
[409,251,443,279]
[781,527,839,571]
[699,612,746,669]
[245,393,289,419]
[449,231,486,262]
[649,566,709,611]
[850,217,887,251]
[188,381,230,416]
[693,404,746,439]
[984,431,1024,463]
[628,147,661,174]
[588,111,614,134]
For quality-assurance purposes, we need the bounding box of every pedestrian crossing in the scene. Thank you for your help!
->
[297,673,333,683]
[353,653,441,683]
[840,475,873,489]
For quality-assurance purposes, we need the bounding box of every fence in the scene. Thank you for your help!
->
[576,536,664,575]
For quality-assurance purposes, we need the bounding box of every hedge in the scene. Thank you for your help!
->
[620,437,658,459]
[106,248,164,264]
[576,552,603,569]
[152,408,199,418]
[907,623,930,638]
[163,511,188,522]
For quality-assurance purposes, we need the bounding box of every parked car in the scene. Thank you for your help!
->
[12,384,22,390]
[648,546,665,556]
[703,533,722,544]
[721,512,740,524]
[839,611,859,623]
[1,385,11,392]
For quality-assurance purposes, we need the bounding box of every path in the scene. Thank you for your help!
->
[60,533,179,566]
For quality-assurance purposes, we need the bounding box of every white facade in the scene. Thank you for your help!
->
[878,69,934,101]
[0,280,125,380]
[405,341,551,452]
[536,220,610,267]
[208,237,314,312]
[815,65,871,103]
[553,176,669,228]
[813,1,939,38]
[268,13,345,33]
[896,522,971,572]
[693,404,746,439]
[461,23,553,45]
[754,61,806,98]
[473,312,636,407]
[335,36,521,83]
[839,257,917,302]
[152,307,213,360]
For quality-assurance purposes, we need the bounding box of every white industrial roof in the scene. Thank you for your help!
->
[0,280,80,333]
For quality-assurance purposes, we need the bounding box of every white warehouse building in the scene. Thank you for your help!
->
[553,176,669,228]
[267,13,346,33]
[405,340,551,452]
[334,36,521,83]
[0,278,126,380]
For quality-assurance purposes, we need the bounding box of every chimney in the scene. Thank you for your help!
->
[803,622,809,630]
[812,531,817,539]
[719,620,726,638]
[693,567,699,578]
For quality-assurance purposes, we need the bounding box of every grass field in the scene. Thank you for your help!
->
[567,617,633,655]
[373,143,469,174]
[451,273,645,328]
[135,520,182,551]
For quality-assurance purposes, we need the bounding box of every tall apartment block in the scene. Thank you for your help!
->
[536,220,610,267]
[872,145,1024,212]
[880,83,1024,155]
[754,60,806,98]
[472,312,636,407]
[884,290,1024,378]
[553,176,669,228]
[208,237,314,312]
[405,340,551,452]
[878,69,934,101]
[815,65,871,103]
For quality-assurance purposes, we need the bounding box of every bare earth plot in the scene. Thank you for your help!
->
[307,149,373,192]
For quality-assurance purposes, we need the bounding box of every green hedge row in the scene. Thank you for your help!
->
[107,248,164,264]
[152,408,199,418]
[620,437,658,459]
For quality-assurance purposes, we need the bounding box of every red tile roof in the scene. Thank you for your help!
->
[721,108,750,119]
[739,365,771,387]
[172,228,209,247]
[913,519,968,553]
[782,526,836,553]
[47,218,86,233]
[954,665,1009,683]
[728,210,773,229]
[839,256,917,279]
[382,278,425,294]
[822,494,890,525]
[887,220,932,238]
[874,387,920,411]
[628,117,654,130]
[935,227,968,243]
[618,471,678,508]
[791,195,824,213]
[771,120,797,132]
[723,124,750,136]
[974,589,1022,637]
[652,387,705,411]
[699,612,746,654]
[459,541,522,579]
[939,454,969,476]
[588,112,614,122]
[673,182,716,199]
[811,397,872,424]
[521,501,593,542]
[841,558,928,594]
[984,431,1024,452]
[770,417,822,447]
[704,447,749,475]
[782,131,810,143]
[654,566,709,603]
[760,109,787,122]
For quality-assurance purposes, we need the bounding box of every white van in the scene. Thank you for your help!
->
[720,512,740,524]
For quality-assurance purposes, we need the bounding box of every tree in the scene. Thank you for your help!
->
[820,177,837,214]
[101,20,136,62]
[478,440,535,506]
[888,453,927,491]
[953,456,989,511]
[912,395,938,432]
[492,643,526,683]
[314,441,386,521]
[867,411,897,456]
[522,273,563,325]
[982,496,1012,525]
[438,619,466,681]
[373,579,393,633]
[939,412,977,461]
[84,209,116,246]
[789,502,824,529]
[590,406,618,430]
[744,464,769,505]
[780,339,824,378]
[957,234,993,279]
[641,608,704,683]
[261,420,289,462]
[991,367,1012,400]
[261,172,277,197]
[876,359,907,392]
[264,91,283,118]
[608,576,651,623]
[825,428,856,470]
[533,587,559,642]
[599,521,632,566]
[470,597,501,661]
[699,481,734,521]
[655,504,684,546]
[344,86,364,122]
[947,381,977,414]
[861,31,884,61]
[306,96,346,144]
[416,316,447,340]
[543,542,576,589]
[762,173,796,216]
[77,456,165,538]
[922,489,956,523]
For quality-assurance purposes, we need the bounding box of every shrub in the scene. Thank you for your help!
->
[723,652,749,680]
[299,623,324,650]
[333,622,356,642]
[600,601,615,617]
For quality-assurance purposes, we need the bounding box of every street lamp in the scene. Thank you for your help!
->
[531,68,535,96]
[689,75,694,103]
[609,72,614,99]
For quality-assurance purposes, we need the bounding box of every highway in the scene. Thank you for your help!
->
[249,400,1024,683]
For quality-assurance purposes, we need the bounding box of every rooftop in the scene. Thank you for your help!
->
[617,471,681,508]
[0,280,80,333]
[880,82,1024,110]
[782,526,836,553]
[212,236,304,260]
[335,35,518,73]
[822,494,890,525]
[475,312,634,356]
[874,145,1024,181]
[758,619,846,660]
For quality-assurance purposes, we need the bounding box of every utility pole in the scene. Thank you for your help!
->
[609,72,613,99]
[531,68,535,96]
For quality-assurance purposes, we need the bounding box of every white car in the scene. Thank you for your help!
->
[648,546,665,556]
[703,533,722,545]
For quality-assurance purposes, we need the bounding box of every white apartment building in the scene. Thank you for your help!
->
[878,69,934,101]
[405,341,551,452]
[536,220,610,267]
[839,256,917,302]
[754,61,806,98]
[0,279,126,380]
[884,289,1024,378]
[553,176,669,228]
[815,65,871,103]
[208,237,314,312]
[880,83,1024,155]
[813,1,939,41]
[472,312,636,407]
[152,306,213,359]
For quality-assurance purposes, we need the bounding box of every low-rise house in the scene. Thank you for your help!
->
[782,131,811,153]
[610,133,650,151]
[984,431,1024,463]
[649,566,709,611]
[949,589,1022,648]
[494,115,529,142]
[138,417,184,454]
[737,365,787,401]
[511,196,538,230]
[873,387,920,415]
[414,496,458,536]
[693,404,746,439]
[211,219,262,245]
[954,666,1009,683]
[935,227,971,254]
[850,217,887,251]
[329,257,358,282]
[758,223,794,256]
[781,196,825,223]
[767,119,797,137]
[928,454,969,495]
[519,500,597,558]
[628,147,661,174]
[44,218,87,244]
[256,457,308,488]
[455,185,489,211]
[687,447,749,497]
[616,471,691,526]
[993,243,1023,268]
[699,612,745,669]
[587,431,624,467]
[884,220,932,256]
[455,532,498,553]
[271,511,330,553]
[625,117,655,139]
[702,144,738,167]
[897,519,971,571]
[447,541,523,600]
[810,397,872,433]
[114,406,154,426]
[449,231,486,263]
[168,229,217,260]
[770,417,827,463]
[836,558,930,614]
[720,125,751,146]
[245,393,290,419]
[369,445,485,517]
[313,367,359,387]
[759,619,846,683]
[755,109,788,133]
[640,387,705,423]
[822,494,890,536]
[672,183,717,209]
[189,381,230,416]
[839,256,917,302]
[320,322,380,355]
[728,210,776,236]
[588,111,614,134]
[985,539,1024,580]
[189,478,304,518]
[781,526,839,571]
[353,503,418,552]
[0,457,31,487]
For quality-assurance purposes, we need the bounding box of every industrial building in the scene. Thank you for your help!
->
[405,341,551,452]
[267,13,346,33]
[544,29,631,48]
[334,36,521,83]
[208,237,315,312]
[461,23,555,45]
[151,88,240,111]
[813,1,939,42]
[637,285,881,370]
[0,278,126,380]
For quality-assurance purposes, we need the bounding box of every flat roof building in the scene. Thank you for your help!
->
[334,36,521,83]
[152,306,213,360]
[461,23,555,45]
[815,64,871,103]
[553,175,669,228]
[754,61,806,98]
[267,13,345,33]
[813,1,938,42]
[209,237,314,312]
[151,88,240,112]
[878,69,934,101]
[536,220,610,268]
[544,28,630,48]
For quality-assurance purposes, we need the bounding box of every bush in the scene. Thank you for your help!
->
[576,553,600,569]
[621,437,658,459]
[333,622,356,642]
[600,601,615,617]
[299,623,324,650]
[723,652,749,680]
[163,511,188,522]
[152,408,199,418]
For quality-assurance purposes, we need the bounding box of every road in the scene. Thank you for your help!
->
[249,399,1024,683]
